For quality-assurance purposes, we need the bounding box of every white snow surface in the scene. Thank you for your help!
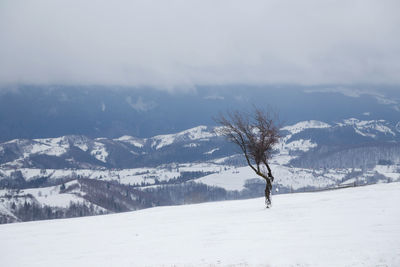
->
[152,125,214,149]
[196,164,344,191]
[0,183,399,267]
[281,118,397,138]
[197,166,255,191]
[21,181,84,208]
[204,148,219,154]
[0,163,235,187]
[281,120,331,134]
[0,180,88,209]
[114,135,145,148]
[374,164,400,180]
[27,137,69,157]
[283,139,317,152]
[90,142,109,163]
[340,118,396,137]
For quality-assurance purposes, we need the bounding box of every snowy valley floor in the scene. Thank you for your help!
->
[1,183,400,267]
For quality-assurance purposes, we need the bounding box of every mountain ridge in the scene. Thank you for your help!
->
[1,118,399,171]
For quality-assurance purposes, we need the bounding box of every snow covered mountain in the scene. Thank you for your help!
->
[0,118,399,223]
[1,119,399,170]
[0,126,234,170]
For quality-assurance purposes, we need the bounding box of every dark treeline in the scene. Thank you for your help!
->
[0,170,75,189]
[0,201,104,224]
[78,178,154,212]
[78,178,264,211]
[131,171,216,187]
[291,143,400,169]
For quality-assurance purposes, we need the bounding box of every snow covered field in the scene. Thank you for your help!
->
[1,183,399,267]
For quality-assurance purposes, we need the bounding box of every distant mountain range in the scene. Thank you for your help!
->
[0,126,235,170]
[1,118,399,172]
[0,85,399,141]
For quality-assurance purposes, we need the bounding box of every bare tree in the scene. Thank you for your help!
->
[215,107,280,208]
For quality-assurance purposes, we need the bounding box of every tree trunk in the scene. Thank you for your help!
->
[265,178,272,208]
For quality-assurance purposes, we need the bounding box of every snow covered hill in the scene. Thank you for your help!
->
[1,182,399,267]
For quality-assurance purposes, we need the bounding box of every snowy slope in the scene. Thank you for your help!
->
[151,125,215,150]
[1,183,399,267]
[281,120,331,134]
[339,118,396,137]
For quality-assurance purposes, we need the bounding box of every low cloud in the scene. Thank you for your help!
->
[305,86,400,111]
[0,0,399,88]
[126,96,157,112]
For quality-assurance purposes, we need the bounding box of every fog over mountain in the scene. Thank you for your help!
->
[0,85,399,141]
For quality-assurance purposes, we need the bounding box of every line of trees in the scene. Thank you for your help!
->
[0,201,104,224]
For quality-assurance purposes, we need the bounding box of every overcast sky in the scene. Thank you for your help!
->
[0,0,399,89]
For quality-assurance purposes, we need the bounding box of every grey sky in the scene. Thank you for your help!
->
[0,0,399,88]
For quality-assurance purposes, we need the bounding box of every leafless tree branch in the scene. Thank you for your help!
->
[215,107,280,207]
